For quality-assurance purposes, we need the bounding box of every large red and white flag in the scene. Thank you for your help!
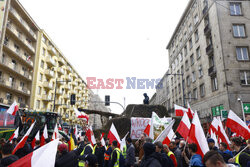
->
[210,131,218,147]
[86,125,96,145]
[209,117,219,134]
[143,114,154,139]
[154,120,175,145]
[40,124,48,146]
[52,124,59,140]
[174,104,188,117]
[8,127,19,142]
[12,121,36,154]
[100,133,106,149]
[188,112,209,157]
[187,102,195,119]
[31,131,40,149]
[107,123,121,146]
[9,138,59,167]
[6,100,19,116]
[74,108,89,122]
[176,112,191,139]
[226,110,250,140]
[217,117,231,149]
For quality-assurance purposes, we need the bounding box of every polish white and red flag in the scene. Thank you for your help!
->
[174,104,188,117]
[8,127,19,142]
[154,120,175,145]
[107,123,121,147]
[74,125,78,138]
[52,124,59,140]
[74,108,89,122]
[100,133,106,149]
[31,131,40,149]
[217,117,231,149]
[9,138,59,167]
[40,124,48,146]
[176,112,191,140]
[143,114,154,139]
[188,112,209,157]
[187,103,195,119]
[6,100,19,116]
[86,125,96,145]
[226,110,250,140]
[209,117,219,135]
[58,124,62,131]
[12,121,36,154]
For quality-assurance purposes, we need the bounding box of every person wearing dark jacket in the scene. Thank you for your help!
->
[0,143,19,166]
[218,142,233,163]
[183,143,204,167]
[140,142,162,167]
[94,140,105,167]
[79,139,94,167]
[155,141,174,167]
[175,140,189,167]
[109,140,124,167]
[125,138,135,167]
[207,138,218,151]
[55,142,84,167]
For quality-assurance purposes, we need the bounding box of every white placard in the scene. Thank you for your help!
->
[130,117,150,139]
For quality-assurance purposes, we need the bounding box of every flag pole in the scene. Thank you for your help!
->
[232,144,249,160]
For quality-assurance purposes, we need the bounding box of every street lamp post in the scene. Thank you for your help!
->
[166,73,185,107]
[238,97,246,123]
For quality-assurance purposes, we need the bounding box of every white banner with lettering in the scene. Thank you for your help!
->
[130,117,150,139]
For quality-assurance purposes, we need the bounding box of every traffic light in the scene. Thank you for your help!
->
[105,95,110,106]
[70,94,76,105]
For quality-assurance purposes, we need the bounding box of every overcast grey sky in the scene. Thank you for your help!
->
[19,0,189,114]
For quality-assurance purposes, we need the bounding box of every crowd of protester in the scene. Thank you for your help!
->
[0,132,249,167]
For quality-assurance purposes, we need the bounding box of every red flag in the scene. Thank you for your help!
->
[226,110,250,140]
[174,104,188,117]
[188,112,209,157]
[100,133,106,148]
[86,126,96,145]
[40,124,48,146]
[217,117,231,150]
[52,124,58,140]
[176,112,191,139]
[209,117,219,135]
[162,129,175,145]
[9,139,59,167]
[187,103,194,119]
[12,122,36,154]
[31,131,40,149]
[8,127,19,142]
[6,100,19,116]
[154,120,175,145]
[107,123,121,147]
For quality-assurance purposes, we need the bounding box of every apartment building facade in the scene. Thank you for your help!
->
[151,0,250,123]
[0,0,39,113]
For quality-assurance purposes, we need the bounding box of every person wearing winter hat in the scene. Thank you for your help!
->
[207,138,218,151]
[140,142,162,167]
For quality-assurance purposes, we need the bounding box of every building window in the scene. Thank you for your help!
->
[233,24,246,37]
[42,48,46,56]
[195,30,199,42]
[193,88,198,100]
[198,65,203,78]
[0,71,2,79]
[211,76,218,91]
[178,83,181,93]
[188,92,192,102]
[190,54,194,65]
[42,36,47,43]
[181,65,184,74]
[38,86,41,95]
[184,32,187,40]
[200,83,205,97]
[39,73,42,81]
[1,54,5,63]
[179,52,183,62]
[184,45,187,56]
[185,60,189,71]
[14,44,20,53]
[20,81,24,88]
[194,14,199,25]
[40,60,44,69]
[192,71,196,82]
[230,3,242,16]
[236,47,249,60]
[36,100,40,109]
[18,97,22,103]
[189,24,192,33]
[240,71,250,85]
[187,75,190,87]
[196,47,201,59]
[6,93,12,100]
[189,38,193,49]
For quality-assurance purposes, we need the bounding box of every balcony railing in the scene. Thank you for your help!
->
[58,57,66,65]
[45,69,55,78]
[204,24,211,36]
[45,56,56,66]
[57,67,64,75]
[44,82,53,89]
[206,44,213,56]
[208,66,216,76]
[48,46,57,55]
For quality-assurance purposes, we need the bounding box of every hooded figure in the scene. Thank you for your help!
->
[140,143,162,167]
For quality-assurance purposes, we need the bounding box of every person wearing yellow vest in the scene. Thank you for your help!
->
[93,140,105,167]
[78,139,94,167]
[110,140,122,167]
[228,137,250,167]
[104,139,112,167]
[203,150,238,167]
[163,144,178,167]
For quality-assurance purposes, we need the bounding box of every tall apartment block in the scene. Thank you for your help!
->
[0,0,39,111]
[151,0,250,124]
[0,0,104,126]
